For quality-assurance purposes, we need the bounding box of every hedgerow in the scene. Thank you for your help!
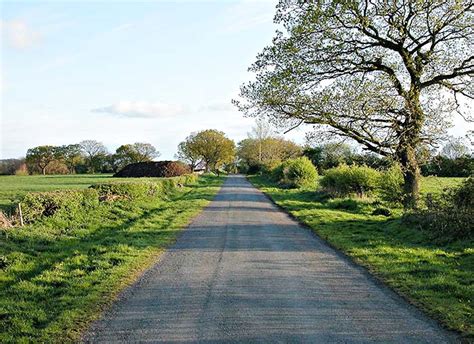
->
[18,174,198,224]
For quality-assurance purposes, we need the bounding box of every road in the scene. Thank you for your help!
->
[84,175,456,343]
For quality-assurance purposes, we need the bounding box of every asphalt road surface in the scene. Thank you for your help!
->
[84,175,457,343]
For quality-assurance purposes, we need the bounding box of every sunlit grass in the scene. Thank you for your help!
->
[0,175,224,343]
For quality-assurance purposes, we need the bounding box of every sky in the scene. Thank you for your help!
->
[0,0,472,159]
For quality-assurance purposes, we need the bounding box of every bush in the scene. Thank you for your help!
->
[91,181,163,201]
[19,175,198,224]
[21,189,99,223]
[409,177,473,240]
[272,157,318,189]
[372,207,392,217]
[378,164,404,204]
[320,164,381,197]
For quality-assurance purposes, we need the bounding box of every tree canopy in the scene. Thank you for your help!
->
[178,130,235,172]
[235,0,473,206]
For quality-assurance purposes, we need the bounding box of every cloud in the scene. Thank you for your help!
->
[91,101,185,118]
[1,20,41,49]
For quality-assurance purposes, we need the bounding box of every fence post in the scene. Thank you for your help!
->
[18,203,24,226]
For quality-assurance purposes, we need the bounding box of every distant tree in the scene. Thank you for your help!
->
[176,137,202,171]
[303,143,354,171]
[25,145,57,175]
[235,1,474,207]
[79,140,108,173]
[114,143,160,170]
[184,130,235,172]
[248,119,274,163]
[441,137,471,160]
[56,144,83,174]
[0,159,25,175]
[238,137,301,171]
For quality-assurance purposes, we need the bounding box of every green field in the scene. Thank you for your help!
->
[249,175,472,338]
[0,174,168,213]
[0,175,224,343]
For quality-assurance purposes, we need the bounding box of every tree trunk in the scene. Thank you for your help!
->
[397,145,421,209]
[41,167,46,175]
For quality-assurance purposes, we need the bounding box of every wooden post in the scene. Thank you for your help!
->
[18,203,24,226]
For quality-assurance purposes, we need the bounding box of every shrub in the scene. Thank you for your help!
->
[273,157,318,189]
[378,164,404,204]
[91,181,163,201]
[409,177,473,240]
[19,176,198,224]
[20,189,99,223]
[321,164,381,197]
[372,207,392,217]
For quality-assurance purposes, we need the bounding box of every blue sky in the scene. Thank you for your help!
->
[0,0,471,159]
[1,0,304,159]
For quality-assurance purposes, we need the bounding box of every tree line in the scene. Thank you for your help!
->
[0,126,471,177]
[0,141,159,175]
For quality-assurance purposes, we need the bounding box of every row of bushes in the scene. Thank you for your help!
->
[269,157,403,202]
[19,174,198,224]
[265,158,472,240]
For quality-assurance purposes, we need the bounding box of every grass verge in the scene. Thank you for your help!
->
[0,175,224,343]
[249,175,473,339]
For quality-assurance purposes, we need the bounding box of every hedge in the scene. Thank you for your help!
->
[19,174,198,224]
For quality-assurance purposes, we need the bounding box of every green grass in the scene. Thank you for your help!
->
[0,175,224,343]
[0,174,114,212]
[249,175,473,339]
[419,176,465,195]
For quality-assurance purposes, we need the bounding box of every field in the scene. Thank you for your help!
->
[0,174,224,343]
[0,174,158,213]
[249,175,473,338]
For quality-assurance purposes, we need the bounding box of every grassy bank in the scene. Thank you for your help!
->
[249,175,473,338]
[0,174,118,212]
[0,175,224,343]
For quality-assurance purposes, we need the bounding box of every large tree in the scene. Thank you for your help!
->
[235,1,473,207]
[25,145,57,175]
[182,130,235,172]
[114,142,160,170]
[56,144,83,174]
[79,140,108,173]
[176,137,202,171]
[238,137,302,170]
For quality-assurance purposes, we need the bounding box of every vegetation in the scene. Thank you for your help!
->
[0,175,224,343]
[320,164,381,197]
[249,175,473,338]
[113,143,160,171]
[0,174,115,213]
[176,129,235,172]
[113,161,190,178]
[236,1,473,207]
[407,177,474,240]
[272,157,318,189]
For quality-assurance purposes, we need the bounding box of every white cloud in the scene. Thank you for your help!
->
[91,101,185,118]
[1,20,41,49]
